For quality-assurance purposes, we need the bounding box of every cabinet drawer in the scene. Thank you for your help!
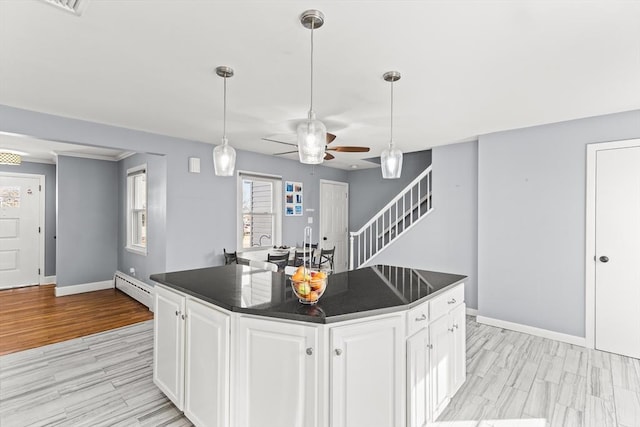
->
[430,284,464,321]
[406,301,429,337]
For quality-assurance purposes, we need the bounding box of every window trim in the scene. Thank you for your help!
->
[236,170,282,250]
[126,164,148,256]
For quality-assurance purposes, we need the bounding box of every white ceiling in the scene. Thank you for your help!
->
[0,1,639,170]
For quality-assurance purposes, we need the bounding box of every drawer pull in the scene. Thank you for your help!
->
[306,348,313,356]
[335,348,343,356]
[453,323,459,329]
[447,298,457,305]
[448,327,455,333]
[415,314,427,322]
[175,310,180,316]
[427,344,433,350]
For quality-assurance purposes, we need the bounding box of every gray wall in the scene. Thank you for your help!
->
[348,150,432,231]
[118,153,167,286]
[0,104,346,276]
[56,155,118,286]
[478,110,640,337]
[367,141,479,310]
[0,161,56,276]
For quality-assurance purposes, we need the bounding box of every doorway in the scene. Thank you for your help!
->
[585,138,640,358]
[0,172,45,289]
[319,180,348,273]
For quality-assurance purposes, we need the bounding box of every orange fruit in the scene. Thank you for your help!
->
[316,271,327,279]
[292,271,304,282]
[308,291,319,302]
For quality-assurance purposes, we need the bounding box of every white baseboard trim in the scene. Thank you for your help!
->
[42,275,56,285]
[476,315,586,347]
[466,307,478,316]
[55,280,114,297]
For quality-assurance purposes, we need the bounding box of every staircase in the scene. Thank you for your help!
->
[349,166,433,269]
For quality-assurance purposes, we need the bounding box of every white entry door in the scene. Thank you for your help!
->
[0,175,41,289]
[594,145,640,359]
[319,180,348,273]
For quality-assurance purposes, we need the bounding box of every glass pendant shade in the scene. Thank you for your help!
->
[381,143,403,179]
[297,112,327,164]
[213,137,236,176]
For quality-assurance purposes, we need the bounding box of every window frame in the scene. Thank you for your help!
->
[237,171,282,250]
[126,164,148,256]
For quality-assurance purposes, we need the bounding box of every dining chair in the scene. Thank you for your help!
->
[267,252,290,272]
[223,248,238,265]
[291,250,312,267]
[249,260,278,272]
[316,247,335,273]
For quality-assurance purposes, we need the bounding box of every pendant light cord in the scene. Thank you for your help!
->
[309,22,315,114]
[222,76,227,140]
[389,79,394,146]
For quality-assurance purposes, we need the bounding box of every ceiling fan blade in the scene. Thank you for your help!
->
[274,150,299,156]
[326,133,337,144]
[324,152,335,161]
[328,146,371,153]
[261,137,297,147]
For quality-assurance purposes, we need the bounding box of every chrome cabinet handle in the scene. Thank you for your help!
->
[335,349,342,356]
[453,324,459,329]
[175,310,180,316]
[306,348,313,356]
[181,314,185,320]
[448,327,455,332]
[427,344,433,350]
[448,298,456,305]
[415,314,427,322]
[599,256,609,263]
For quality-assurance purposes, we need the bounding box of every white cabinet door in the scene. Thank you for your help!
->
[235,316,318,427]
[184,299,230,427]
[407,328,430,427]
[450,303,466,395]
[330,315,404,427]
[153,285,185,410]
[429,314,451,420]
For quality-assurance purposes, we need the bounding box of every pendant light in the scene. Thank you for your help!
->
[297,10,327,165]
[381,71,403,179]
[213,66,236,176]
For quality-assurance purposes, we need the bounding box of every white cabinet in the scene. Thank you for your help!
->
[184,299,230,427]
[450,303,466,394]
[234,316,318,427]
[153,285,230,427]
[428,285,466,421]
[153,285,185,409]
[330,315,404,427]
[407,327,430,427]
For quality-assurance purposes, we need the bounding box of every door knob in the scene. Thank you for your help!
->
[599,256,609,263]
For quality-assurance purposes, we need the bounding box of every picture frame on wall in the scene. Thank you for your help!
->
[285,181,303,216]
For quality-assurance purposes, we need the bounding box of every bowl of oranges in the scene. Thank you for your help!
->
[290,266,327,304]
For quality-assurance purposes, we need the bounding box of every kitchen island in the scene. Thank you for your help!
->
[151,264,467,427]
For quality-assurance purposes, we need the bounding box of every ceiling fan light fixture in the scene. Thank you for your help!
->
[297,9,327,165]
[381,71,403,179]
[213,66,236,176]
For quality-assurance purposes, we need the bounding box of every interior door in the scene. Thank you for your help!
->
[0,175,41,289]
[319,180,348,273]
[595,145,640,359]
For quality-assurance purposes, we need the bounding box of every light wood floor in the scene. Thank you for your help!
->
[0,315,638,426]
[0,284,153,356]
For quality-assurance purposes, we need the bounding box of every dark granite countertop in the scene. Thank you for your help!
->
[150,265,466,324]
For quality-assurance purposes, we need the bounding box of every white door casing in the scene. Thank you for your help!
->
[319,180,348,273]
[593,145,640,358]
[585,138,640,352]
[0,173,44,289]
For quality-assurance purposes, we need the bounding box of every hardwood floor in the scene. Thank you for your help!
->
[0,284,153,356]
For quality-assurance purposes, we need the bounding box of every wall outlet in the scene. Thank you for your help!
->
[129,267,136,276]
[308,217,313,224]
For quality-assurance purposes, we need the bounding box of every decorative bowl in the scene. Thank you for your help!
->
[290,267,327,305]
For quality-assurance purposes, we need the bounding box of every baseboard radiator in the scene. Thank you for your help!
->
[114,271,153,311]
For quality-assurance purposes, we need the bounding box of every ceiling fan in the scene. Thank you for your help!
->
[262,133,370,161]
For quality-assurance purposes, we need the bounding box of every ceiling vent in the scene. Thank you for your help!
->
[38,0,86,15]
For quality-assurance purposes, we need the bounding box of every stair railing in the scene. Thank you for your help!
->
[349,165,433,270]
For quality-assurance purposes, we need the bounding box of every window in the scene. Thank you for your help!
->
[126,165,147,255]
[238,172,282,249]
